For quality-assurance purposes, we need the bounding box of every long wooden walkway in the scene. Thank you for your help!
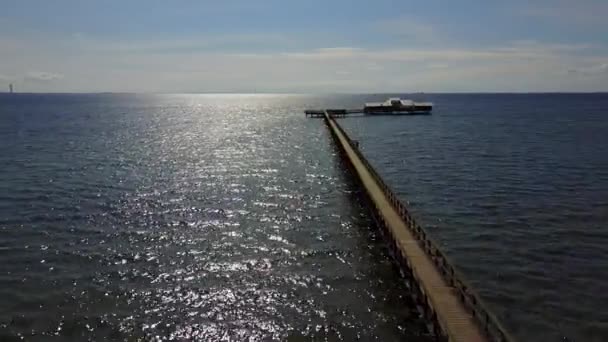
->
[305,109,361,118]
[323,112,514,342]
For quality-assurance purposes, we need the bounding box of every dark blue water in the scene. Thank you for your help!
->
[0,94,431,341]
[340,93,608,341]
[1,93,607,341]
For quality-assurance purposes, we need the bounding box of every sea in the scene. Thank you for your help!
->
[0,93,607,341]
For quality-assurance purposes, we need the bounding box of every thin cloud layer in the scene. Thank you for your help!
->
[373,17,438,43]
[521,0,608,25]
[25,71,64,82]
[1,0,607,92]
[0,74,14,82]
[568,63,608,75]
[2,36,607,93]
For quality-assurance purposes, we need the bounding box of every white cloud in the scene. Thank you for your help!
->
[25,71,64,82]
[568,63,608,75]
[428,63,449,69]
[278,42,595,64]
[282,47,364,60]
[521,1,608,25]
[1,31,608,92]
[373,17,438,43]
[71,32,292,53]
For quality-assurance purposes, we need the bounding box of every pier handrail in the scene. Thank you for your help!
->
[326,113,515,342]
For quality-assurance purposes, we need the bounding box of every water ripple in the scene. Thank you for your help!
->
[0,94,427,341]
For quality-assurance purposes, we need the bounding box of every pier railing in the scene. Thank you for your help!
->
[325,113,515,342]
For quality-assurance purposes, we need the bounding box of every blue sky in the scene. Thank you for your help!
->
[1,0,607,92]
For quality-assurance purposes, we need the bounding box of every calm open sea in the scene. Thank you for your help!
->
[1,93,607,341]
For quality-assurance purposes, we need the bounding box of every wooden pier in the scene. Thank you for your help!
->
[305,109,362,118]
[304,110,326,118]
[305,108,431,118]
[322,111,514,342]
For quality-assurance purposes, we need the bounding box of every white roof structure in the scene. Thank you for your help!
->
[364,97,432,107]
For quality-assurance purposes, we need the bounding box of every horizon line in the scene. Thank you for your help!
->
[2,91,608,95]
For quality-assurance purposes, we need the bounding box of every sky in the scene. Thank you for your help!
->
[1,0,608,93]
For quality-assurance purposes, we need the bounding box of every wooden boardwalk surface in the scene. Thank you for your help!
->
[324,112,492,342]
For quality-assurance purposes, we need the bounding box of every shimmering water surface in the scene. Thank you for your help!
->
[0,94,429,341]
[1,94,607,341]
